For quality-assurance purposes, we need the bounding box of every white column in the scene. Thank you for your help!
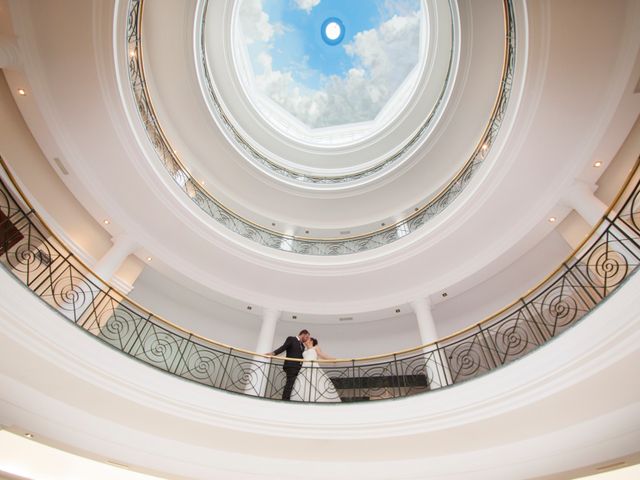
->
[61,233,138,328]
[412,297,438,343]
[255,308,280,354]
[561,180,633,294]
[410,297,450,390]
[0,35,20,68]
[247,308,281,397]
[561,181,607,226]
[93,234,138,282]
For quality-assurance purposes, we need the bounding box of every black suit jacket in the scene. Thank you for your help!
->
[273,336,305,370]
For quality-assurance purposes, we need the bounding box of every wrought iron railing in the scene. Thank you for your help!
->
[0,157,638,402]
[125,0,516,255]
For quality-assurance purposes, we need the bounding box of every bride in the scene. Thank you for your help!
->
[290,338,341,403]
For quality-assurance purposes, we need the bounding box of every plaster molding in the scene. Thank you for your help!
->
[0,267,638,478]
[0,265,638,437]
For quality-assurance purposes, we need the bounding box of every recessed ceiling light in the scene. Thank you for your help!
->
[146,256,152,262]
[593,161,603,168]
[381,223,386,227]
[247,305,252,310]
[271,222,276,227]
[200,180,205,186]
[17,88,26,96]
[103,219,110,225]
[292,315,297,319]
[548,216,557,223]
[24,433,34,439]
[414,208,419,212]
[325,21,342,41]
[442,292,448,297]
[305,230,309,234]
[395,308,400,313]
[321,17,345,46]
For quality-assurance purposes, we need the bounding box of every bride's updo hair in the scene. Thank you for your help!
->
[311,338,318,346]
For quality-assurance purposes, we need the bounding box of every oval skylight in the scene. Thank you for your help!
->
[233,0,426,146]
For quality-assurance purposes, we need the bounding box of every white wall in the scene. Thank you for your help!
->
[274,314,421,359]
[434,229,572,337]
[0,71,144,286]
[129,228,571,356]
[0,72,110,260]
[595,116,640,206]
[128,268,261,350]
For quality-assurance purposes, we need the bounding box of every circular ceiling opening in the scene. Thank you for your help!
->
[200,0,458,185]
[233,0,427,146]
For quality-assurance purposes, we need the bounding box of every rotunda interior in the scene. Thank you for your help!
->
[0,0,639,478]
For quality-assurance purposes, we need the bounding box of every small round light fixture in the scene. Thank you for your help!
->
[321,17,345,46]
[146,256,152,262]
[17,88,26,96]
[103,219,110,225]
[442,292,448,297]
[548,216,557,223]
[593,161,603,168]
[395,308,401,313]
[24,433,34,439]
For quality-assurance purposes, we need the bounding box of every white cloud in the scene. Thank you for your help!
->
[242,2,421,128]
[294,0,321,14]
[239,0,275,43]
[344,12,421,97]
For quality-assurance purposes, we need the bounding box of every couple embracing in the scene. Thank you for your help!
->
[267,329,341,403]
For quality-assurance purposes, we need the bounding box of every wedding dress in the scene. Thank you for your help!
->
[290,347,342,403]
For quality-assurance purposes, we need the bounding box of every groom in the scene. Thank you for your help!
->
[268,329,310,400]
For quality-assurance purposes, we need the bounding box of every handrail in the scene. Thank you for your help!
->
[1,156,638,401]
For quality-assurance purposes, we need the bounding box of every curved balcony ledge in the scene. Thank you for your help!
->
[0,156,639,405]
[1,263,639,478]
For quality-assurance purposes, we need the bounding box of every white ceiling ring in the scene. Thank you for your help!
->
[206,0,448,177]
[125,0,517,255]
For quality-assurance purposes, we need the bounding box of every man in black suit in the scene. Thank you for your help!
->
[268,329,310,400]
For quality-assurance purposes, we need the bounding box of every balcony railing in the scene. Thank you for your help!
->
[0,157,638,402]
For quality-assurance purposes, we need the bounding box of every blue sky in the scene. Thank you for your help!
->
[259,0,383,88]
[238,0,422,128]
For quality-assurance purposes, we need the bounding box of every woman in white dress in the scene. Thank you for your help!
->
[290,338,342,403]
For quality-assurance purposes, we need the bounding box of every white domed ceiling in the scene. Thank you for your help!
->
[7,0,639,314]
[128,0,513,254]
